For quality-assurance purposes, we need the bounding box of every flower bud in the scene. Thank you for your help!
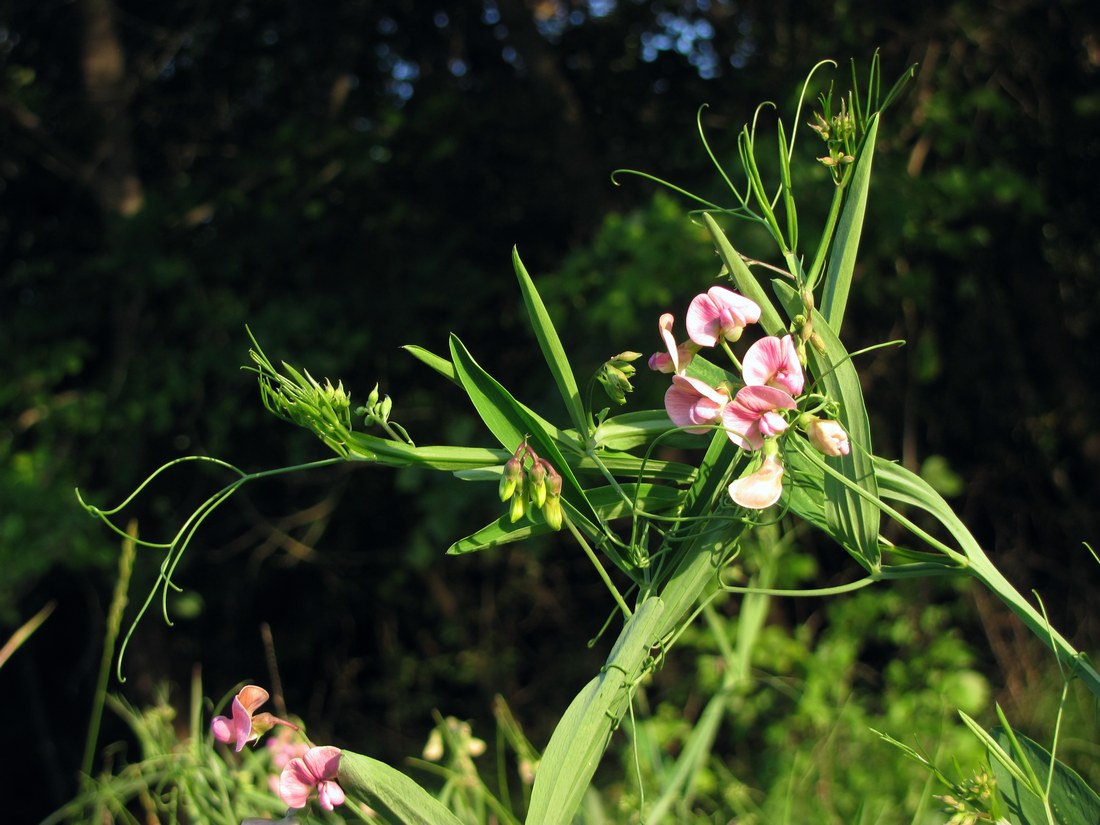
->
[542,493,563,531]
[528,459,548,508]
[509,474,528,522]
[499,454,524,502]
[805,416,850,457]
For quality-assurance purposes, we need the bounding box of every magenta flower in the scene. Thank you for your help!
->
[722,385,797,451]
[648,313,697,374]
[686,286,762,347]
[211,685,297,752]
[806,417,850,457]
[742,334,804,397]
[664,375,730,434]
[728,453,785,509]
[279,745,346,811]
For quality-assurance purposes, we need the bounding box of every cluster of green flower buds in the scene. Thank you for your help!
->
[498,440,564,530]
[809,97,857,175]
[596,351,643,405]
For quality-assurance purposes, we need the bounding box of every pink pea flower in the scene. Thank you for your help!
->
[211,685,298,752]
[279,745,346,811]
[729,453,785,509]
[648,313,697,374]
[722,385,797,451]
[742,334,804,397]
[806,416,850,457]
[664,375,730,434]
[686,286,762,347]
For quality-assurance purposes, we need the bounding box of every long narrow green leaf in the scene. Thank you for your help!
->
[819,114,878,334]
[513,247,589,437]
[775,281,880,569]
[339,751,464,825]
[990,726,1100,825]
[449,334,601,528]
[526,597,666,825]
[345,432,509,470]
[702,213,787,335]
[402,344,458,383]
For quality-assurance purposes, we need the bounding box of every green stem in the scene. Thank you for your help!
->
[564,516,632,620]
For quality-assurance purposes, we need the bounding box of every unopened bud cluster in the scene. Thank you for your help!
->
[597,351,642,405]
[809,97,857,176]
[499,440,564,530]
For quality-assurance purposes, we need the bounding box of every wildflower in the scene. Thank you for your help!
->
[211,685,297,752]
[729,452,785,510]
[742,334,804,397]
[722,385,797,451]
[648,313,697,374]
[664,375,730,434]
[805,416,850,457]
[279,745,346,812]
[685,287,761,347]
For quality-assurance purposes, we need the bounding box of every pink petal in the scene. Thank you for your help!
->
[685,294,722,347]
[210,715,233,744]
[317,779,346,811]
[657,313,679,373]
[230,697,256,752]
[742,335,804,396]
[686,287,761,347]
[729,455,785,509]
[236,685,270,714]
[722,386,796,451]
[303,745,343,782]
[279,757,316,808]
[664,376,729,433]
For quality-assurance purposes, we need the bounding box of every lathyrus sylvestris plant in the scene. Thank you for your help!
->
[79,57,1099,824]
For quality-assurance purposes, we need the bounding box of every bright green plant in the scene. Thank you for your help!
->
[75,57,1099,824]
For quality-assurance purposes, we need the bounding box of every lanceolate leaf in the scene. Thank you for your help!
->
[526,597,666,825]
[819,114,878,335]
[988,726,1100,825]
[513,247,589,438]
[338,751,464,825]
[775,281,880,569]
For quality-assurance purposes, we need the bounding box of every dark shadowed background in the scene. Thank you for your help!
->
[3,0,1099,820]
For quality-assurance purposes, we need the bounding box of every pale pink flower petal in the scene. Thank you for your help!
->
[317,779,346,811]
[279,759,315,808]
[236,685,270,714]
[648,313,697,374]
[742,335,804,397]
[722,385,797,450]
[807,417,850,456]
[279,746,345,811]
[686,287,762,347]
[664,376,730,434]
[729,454,785,509]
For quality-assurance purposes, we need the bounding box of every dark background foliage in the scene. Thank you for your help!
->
[3,0,1099,819]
